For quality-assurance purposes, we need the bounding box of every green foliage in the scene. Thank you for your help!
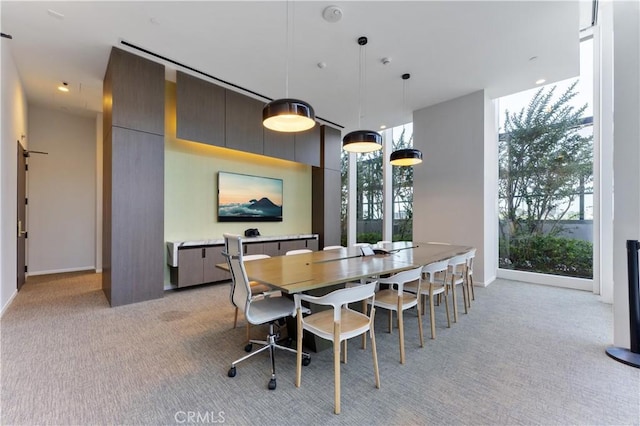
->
[499,81,593,236]
[500,235,592,278]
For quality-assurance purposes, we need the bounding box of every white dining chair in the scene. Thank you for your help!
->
[294,281,379,414]
[368,266,424,364]
[405,259,450,339]
[285,249,312,255]
[323,245,345,251]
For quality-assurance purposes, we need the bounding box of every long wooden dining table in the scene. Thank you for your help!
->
[216,241,473,294]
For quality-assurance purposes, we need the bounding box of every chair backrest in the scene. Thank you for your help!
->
[294,282,377,323]
[448,253,468,275]
[422,259,449,283]
[376,240,391,245]
[323,245,344,251]
[377,266,423,294]
[465,249,476,273]
[285,249,312,255]
[223,234,252,318]
[352,242,370,247]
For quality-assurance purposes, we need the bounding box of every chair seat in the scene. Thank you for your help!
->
[371,289,418,311]
[246,297,297,325]
[405,281,446,296]
[303,308,371,342]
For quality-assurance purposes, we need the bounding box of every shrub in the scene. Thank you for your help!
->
[499,234,592,278]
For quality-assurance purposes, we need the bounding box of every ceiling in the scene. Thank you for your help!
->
[1,1,587,134]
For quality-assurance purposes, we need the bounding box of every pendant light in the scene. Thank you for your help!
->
[390,73,423,166]
[343,36,382,153]
[263,1,315,132]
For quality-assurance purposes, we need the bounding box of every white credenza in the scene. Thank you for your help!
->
[167,234,319,288]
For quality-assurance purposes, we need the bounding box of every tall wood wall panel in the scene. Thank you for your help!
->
[312,125,342,248]
[103,47,165,306]
[176,71,225,146]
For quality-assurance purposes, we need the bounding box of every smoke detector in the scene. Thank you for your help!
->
[322,5,343,23]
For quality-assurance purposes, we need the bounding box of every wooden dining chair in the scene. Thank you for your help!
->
[405,259,450,339]
[444,253,469,322]
[465,249,477,302]
[294,282,379,414]
[368,266,424,364]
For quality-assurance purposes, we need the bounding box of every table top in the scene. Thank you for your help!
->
[217,241,473,294]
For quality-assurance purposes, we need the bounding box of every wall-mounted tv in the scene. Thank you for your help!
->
[217,171,283,222]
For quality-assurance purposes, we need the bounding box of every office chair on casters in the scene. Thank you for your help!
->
[223,234,310,390]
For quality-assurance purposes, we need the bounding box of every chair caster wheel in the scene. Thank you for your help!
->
[302,356,311,366]
[228,367,236,377]
[268,378,276,390]
[244,343,253,352]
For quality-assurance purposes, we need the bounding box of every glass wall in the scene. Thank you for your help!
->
[340,123,415,245]
[497,38,594,279]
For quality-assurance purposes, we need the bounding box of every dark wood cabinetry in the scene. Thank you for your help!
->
[176,71,225,146]
[169,236,318,288]
[295,124,321,167]
[103,47,165,307]
[264,129,295,161]
[312,126,342,248]
[225,90,264,155]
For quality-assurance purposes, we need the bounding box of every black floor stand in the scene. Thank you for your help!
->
[606,240,640,369]
[606,346,640,368]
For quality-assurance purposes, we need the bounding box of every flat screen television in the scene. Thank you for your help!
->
[217,171,283,222]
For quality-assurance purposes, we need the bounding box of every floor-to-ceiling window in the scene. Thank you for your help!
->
[340,122,415,245]
[497,37,594,284]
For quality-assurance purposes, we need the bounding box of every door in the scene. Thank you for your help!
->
[17,141,27,290]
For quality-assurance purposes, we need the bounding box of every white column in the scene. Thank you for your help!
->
[347,152,357,246]
[382,129,393,242]
[612,0,640,348]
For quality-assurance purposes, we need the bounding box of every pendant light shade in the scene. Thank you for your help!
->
[262,1,315,133]
[343,130,382,153]
[390,148,423,166]
[263,98,316,132]
[343,36,382,153]
[390,73,423,166]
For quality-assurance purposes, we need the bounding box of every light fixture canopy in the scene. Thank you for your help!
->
[263,98,316,132]
[343,130,382,153]
[262,1,315,133]
[390,148,423,166]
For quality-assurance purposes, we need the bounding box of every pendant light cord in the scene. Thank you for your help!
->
[358,37,368,128]
[285,0,291,98]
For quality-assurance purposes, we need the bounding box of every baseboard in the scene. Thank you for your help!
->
[497,268,592,291]
[27,266,96,277]
[475,275,496,287]
[95,268,102,273]
[1,290,18,318]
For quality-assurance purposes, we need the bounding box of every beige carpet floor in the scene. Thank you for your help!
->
[1,272,638,425]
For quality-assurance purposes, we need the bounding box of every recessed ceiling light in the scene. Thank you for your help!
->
[380,125,387,129]
[58,82,69,92]
[535,79,546,85]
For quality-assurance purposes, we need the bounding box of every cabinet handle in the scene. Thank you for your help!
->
[202,248,206,258]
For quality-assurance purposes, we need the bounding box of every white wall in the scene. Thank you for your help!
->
[612,0,640,348]
[413,90,497,285]
[27,106,96,275]
[0,42,28,313]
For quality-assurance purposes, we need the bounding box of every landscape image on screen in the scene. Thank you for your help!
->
[217,172,283,222]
